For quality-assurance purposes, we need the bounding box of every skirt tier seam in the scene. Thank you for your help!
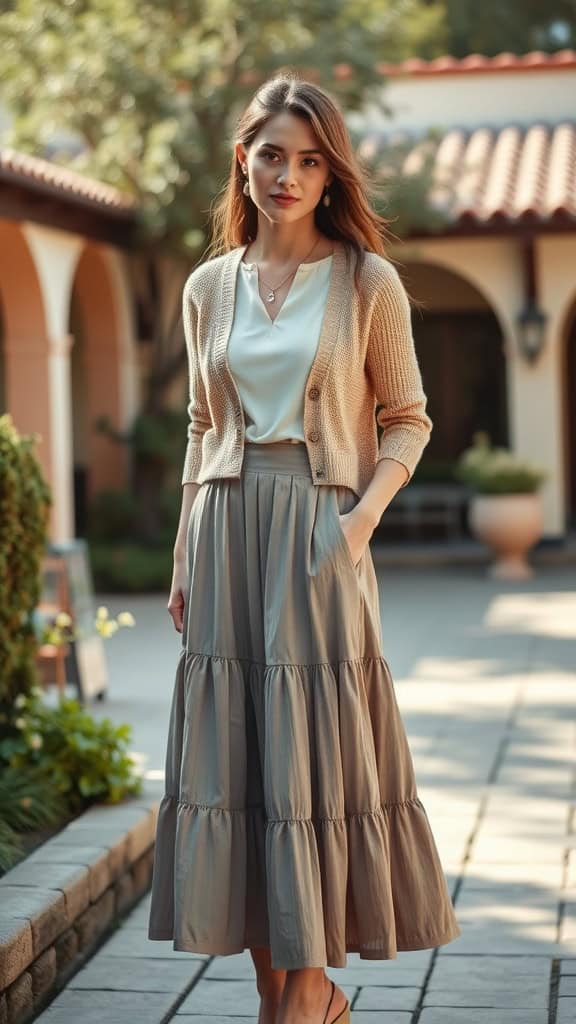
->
[166,793,422,818]
[182,649,389,670]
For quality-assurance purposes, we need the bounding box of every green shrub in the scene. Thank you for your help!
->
[87,489,141,543]
[0,688,143,812]
[412,459,460,483]
[129,408,188,467]
[455,431,547,494]
[89,543,173,592]
[87,487,180,550]
[0,761,69,872]
[85,409,188,591]
[0,415,51,721]
[0,417,144,868]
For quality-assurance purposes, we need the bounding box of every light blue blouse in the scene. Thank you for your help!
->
[227,254,333,444]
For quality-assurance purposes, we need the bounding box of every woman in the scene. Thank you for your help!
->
[148,71,460,1024]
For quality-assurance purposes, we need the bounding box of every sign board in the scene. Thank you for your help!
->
[42,539,108,702]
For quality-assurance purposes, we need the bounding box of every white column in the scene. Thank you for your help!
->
[48,332,75,542]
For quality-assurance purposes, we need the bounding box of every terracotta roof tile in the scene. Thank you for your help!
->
[361,121,576,225]
[0,147,135,215]
[376,49,576,77]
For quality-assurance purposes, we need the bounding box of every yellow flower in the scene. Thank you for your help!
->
[55,612,72,628]
[117,611,135,627]
[98,620,119,638]
[14,717,26,729]
[14,694,27,708]
[96,605,109,621]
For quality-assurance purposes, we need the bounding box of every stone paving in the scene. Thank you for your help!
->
[35,563,576,1022]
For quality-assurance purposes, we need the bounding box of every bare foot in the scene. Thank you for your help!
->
[277,973,348,1024]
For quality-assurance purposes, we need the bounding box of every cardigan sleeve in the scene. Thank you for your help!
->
[181,278,212,485]
[365,261,433,488]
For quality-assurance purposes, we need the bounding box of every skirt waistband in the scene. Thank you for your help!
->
[242,440,312,477]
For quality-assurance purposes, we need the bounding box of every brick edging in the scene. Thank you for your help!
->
[0,781,162,1024]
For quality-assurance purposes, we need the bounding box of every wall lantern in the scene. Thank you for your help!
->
[517,237,548,364]
[517,299,548,364]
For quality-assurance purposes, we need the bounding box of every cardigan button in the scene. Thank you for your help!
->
[308,386,320,400]
[316,467,325,477]
[308,430,319,443]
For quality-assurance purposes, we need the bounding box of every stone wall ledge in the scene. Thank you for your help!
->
[0,779,163,1024]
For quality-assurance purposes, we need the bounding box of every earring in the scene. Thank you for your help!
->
[322,188,331,207]
[243,177,250,196]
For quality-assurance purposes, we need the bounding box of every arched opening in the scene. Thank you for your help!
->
[381,260,508,542]
[70,287,90,536]
[70,245,127,537]
[0,222,53,485]
[404,261,508,467]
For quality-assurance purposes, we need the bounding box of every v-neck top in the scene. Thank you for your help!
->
[227,253,334,445]
[180,240,433,497]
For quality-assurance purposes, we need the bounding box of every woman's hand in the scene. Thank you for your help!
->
[338,504,377,568]
[168,482,200,633]
[167,556,189,633]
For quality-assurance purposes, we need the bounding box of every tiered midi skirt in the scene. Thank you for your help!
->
[147,440,461,969]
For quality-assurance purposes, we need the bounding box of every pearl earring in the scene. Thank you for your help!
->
[322,188,331,207]
[241,164,250,196]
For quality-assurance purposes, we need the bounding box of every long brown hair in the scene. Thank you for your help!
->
[203,70,402,289]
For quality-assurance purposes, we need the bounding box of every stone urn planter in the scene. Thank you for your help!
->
[468,491,543,579]
[456,432,548,580]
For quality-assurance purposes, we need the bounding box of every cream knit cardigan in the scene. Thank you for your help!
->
[181,239,432,498]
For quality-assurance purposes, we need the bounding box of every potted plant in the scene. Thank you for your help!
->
[455,431,548,579]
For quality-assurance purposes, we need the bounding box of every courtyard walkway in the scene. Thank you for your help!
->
[36,562,576,1023]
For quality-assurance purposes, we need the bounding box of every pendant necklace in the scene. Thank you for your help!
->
[253,236,322,303]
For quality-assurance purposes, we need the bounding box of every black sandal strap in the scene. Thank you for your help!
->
[322,979,336,1024]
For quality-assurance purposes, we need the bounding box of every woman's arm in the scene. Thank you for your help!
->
[355,458,410,533]
[167,482,201,633]
[358,261,432,521]
[168,274,212,632]
[367,263,432,476]
[339,261,433,561]
[181,277,212,485]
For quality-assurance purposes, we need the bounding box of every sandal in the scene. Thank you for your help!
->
[322,978,351,1023]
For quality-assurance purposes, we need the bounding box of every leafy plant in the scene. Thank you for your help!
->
[455,431,547,494]
[0,759,69,872]
[0,687,144,812]
[38,606,136,646]
[0,414,51,720]
[89,543,173,592]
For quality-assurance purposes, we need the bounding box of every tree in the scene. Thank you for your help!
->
[0,0,447,417]
[434,0,576,57]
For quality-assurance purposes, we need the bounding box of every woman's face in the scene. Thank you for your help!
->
[236,111,333,225]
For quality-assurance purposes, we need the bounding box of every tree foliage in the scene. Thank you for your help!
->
[0,0,448,418]
[0,0,569,519]
[0,0,448,255]
[433,0,575,57]
[0,415,51,721]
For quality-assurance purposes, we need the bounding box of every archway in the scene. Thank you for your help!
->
[0,222,53,486]
[403,261,508,474]
[70,245,128,536]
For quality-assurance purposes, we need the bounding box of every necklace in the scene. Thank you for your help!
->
[249,236,322,303]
